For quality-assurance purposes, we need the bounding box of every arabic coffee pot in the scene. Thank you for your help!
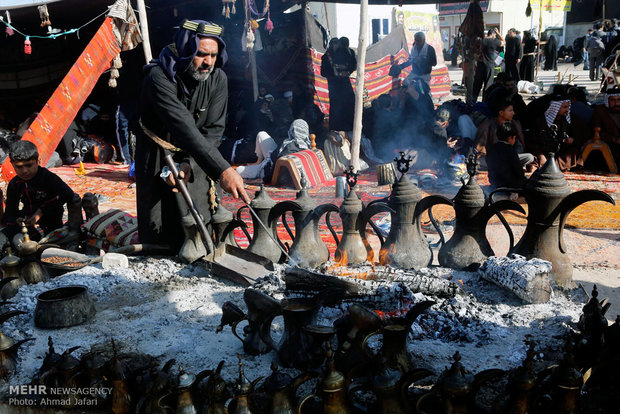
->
[268,175,339,268]
[361,153,452,269]
[109,338,131,414]
[211,195,239,249]
[416,351,504,414]
[16,224,50,284]
[297,344,350,414]
[333,167,372,266]
[259,296,317,369]
[201,361,230,414]
[232,185,284,263]
[160,366,212,414]
[0,310,33,378]
[438,152,525,269]
[217,289,282,356]
[260,362,316,414]
[501,125,615,287]
[228,354,263,414]
[334,303,383,376]
[494,339,538,414]
[361,300,435,376]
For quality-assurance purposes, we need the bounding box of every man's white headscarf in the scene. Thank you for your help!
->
[544,96,571,127]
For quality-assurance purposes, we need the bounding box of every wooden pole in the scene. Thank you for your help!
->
[535,1,543,82]
[244,0,259,101]
[136,0,153,63]
[350,0,367,173]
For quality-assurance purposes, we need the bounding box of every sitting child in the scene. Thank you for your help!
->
[486,121,528,193]
[0,141,81,251]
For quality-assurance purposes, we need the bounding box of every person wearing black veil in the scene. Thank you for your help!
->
[543,34,558,71]
[136,20,249,260]
[520,31,537,82]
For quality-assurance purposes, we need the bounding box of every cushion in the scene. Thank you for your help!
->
[270,149,334,190]
[82,209,139,251]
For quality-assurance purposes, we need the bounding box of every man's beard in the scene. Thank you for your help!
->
[186,63,214,81]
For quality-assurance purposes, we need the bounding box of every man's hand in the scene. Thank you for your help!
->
[563,137,574,145]
[167,162,192,192]
[220,167,250,203]
[24,209,43,226]
[447,137,459,149]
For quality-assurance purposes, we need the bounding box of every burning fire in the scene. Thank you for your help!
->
[325,250,375,280]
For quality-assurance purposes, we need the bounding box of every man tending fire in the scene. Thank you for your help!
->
[135,20,249,262]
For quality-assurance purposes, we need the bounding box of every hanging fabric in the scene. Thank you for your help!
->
[4,11,14,36]
[38,4,51,27]
[248,0,270,18]
[222,0,236,19]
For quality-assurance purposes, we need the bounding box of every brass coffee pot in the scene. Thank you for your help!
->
[109,338,131,414]
[260,362,315,414]
[494,339,538,414]
[502,126,615,287]
[298,345,350,414]
[362,300,434,375]
[416,352,504,414]
[352,358,432,414]
[228,354,262,414]
[0,247,24,299]
[268,178,339,268]
[16,224,49,284]
[160,367,211,414]
[333,167,372,266]
[0,310,33,378]
[361,153,452,269]
[135,359,176,414]
[439,152,525,269]
[217,289,282,356]
[201,361,230,414]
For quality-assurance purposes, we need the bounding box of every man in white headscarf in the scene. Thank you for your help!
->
[528,93,585,171]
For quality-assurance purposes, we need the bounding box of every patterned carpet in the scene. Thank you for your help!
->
[1,163,617,255]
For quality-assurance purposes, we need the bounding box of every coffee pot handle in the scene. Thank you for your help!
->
[361,330,382,361]
[297,393,318,414]
[221,219,251,246]
[358,202,392,246]
[483,199,526,252]
[230,318,248,344]
[308,203,341,248]
[258,313,280,352]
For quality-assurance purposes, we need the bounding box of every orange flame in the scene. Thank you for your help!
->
[379,244,396,266]
[324,249,375,280]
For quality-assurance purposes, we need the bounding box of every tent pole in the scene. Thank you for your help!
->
[535,1,543,82]
[136,0,153,63]
[350,0,367,173]
[244,0,259,101]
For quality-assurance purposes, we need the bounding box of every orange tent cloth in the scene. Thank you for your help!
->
[1,17,121,182]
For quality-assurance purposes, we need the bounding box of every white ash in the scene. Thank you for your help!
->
[1,258,585,397]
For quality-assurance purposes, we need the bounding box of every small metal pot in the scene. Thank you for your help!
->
[34,285,95,329]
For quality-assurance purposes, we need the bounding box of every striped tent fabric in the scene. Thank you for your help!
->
[0,12,138,182]
[306,47,451,115]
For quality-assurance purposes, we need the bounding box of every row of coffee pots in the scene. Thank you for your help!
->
[214,146,613,287]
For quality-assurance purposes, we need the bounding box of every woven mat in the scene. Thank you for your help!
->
[1,165,615,255]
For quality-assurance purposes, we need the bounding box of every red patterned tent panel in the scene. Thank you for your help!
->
[307,47,450,115]
[1,17,121,182]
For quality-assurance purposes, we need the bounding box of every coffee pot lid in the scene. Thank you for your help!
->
[211,196,233,224]
[341,167,363,213]
[390,152,422,204]
[263,362,292,391]
[525,125,570,197]
[0,248,20,268]
[295,175,317,211]
[251,185,276,209]
[440,352,474,395]
[454,153,485,207]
